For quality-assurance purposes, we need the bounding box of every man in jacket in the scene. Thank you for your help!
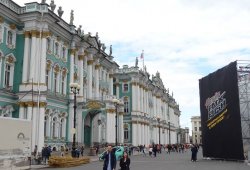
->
[102,145,116,170]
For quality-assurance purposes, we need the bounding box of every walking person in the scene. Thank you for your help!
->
[153,145,157,157]
[102,145,116,170]
[120,152,130,170]
[142,145,146,156]
[191,144,198,162]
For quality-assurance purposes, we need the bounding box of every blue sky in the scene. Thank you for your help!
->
[15,0,250,129]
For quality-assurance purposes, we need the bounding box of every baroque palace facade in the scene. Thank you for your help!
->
[0,0,182,153]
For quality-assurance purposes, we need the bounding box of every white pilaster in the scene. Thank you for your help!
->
[87,57,93,99]
[38,107,45,151]
[40,35,47,84]
[29,32,37,81]
[22,32,30,83]
[79,55,84,98]
[132,122,137,146]
[69,49,75,84]
[95,65,99,98]
[19,106,24,119]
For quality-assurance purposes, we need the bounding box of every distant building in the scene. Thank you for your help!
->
[191,116,202,144]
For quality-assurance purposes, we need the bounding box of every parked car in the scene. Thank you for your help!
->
[99,146,125,161]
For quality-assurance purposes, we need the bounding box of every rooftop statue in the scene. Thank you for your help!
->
[57,6,64,17]
[41,0,46,4]
[70,10,74,25]
[109,45,112,56]
[50,0,56,12]
[96,32,99,40]
[135,57,138,67]
[77,25,82,35]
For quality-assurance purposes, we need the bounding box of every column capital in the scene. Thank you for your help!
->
[106,109,115,113]
[78,55,85,60]
[87,60,94,65]
[95,64,101,69]
[42,31,51,38]
[0,16,3,23]
[70,49,76,55]
[31,30,38,37]
[24,31,31,38]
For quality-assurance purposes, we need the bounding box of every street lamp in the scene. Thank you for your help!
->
[69,82,80,157]
[168,121,171,144]
[113,98,121,146]
[157,116,161,145]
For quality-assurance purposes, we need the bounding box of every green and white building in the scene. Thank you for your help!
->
[0,0,182,153]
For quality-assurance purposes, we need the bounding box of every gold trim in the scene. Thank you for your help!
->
[106,109,115,113]
[86,101,102,109]
[87,60,94,65]
[0,16,3,23]
[119,112,124,115]
[42,32,51,38]
[70,49,76,55]
[24,31,30,38]
[31,30,37,37]
[9,24,16,30]
[78,55,84,60]
[95,64,101,69]
[36,31,41,38]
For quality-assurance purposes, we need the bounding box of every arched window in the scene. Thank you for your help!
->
[60,119,64,138]
[124,97,129,114]
[52,117,57,138]
[62,47,66,59]
[4,55,16,89]
[55,42,59,56]
[54,73,57,93]
[61,75,65,94]
[46,38,51,52]
[124,124,129,141]
[7,30,13,45]
[123,83,129,92]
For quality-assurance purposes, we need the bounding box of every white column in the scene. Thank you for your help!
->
[132,84,136,111]
[29,31,37,81]
[27,106,33,120]
[132,122,137,146]
[137,85,140,113]
[32,107,37,151]
[79,55,84,98]
[69,49,75,84]
[38,106,45,151]
[67,103,73,142]
[40,34,47,84]
[83,56,87,101]
[116,83,119,99]
[137,123,141,145]
[95,65,99,98]
[19,106,24,119]
[142,124,145,145]
[87,58,93,99]
[109,74,113,96]
[22,31,30,83]
[77,109,82,144]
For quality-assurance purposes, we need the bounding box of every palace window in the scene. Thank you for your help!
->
[54,73,57,92]
[55,42,59,56]
[46,38,51,53]
[6,29,16,48]
[52,117,57,138]
[124,99,129,114]
[123,83,129,92]
[46,70,49,87]
[62,47,66,60]
[61,76,65,94]
[4,64,10,87]
[7,31,13,45]
[124,127,129,140]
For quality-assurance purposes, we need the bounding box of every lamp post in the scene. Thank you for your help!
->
[157,117,161,145]
[113,98,121,146]
[168,121,171,144]
[70,82,80,157]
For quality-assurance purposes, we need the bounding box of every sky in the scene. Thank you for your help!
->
[14,0,250,129]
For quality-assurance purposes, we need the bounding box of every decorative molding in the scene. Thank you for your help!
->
[86,101,103,109]
[95,64,101,69]
[106,109,115,113]
[24,31,30,38]
[70,49,76,55]
[9,24,16,30]
[42,31,51,38]
[87,60,94,65]
[31,30,37,37]
[0,16,3,23]
[78,55,84,60]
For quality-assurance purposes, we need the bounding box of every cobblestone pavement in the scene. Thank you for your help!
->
[42,149,250,170]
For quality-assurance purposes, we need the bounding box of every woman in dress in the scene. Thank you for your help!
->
[120,152,130,170]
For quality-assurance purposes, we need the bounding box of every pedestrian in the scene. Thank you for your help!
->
[191,145,198,162]
[153,145,157,157]
[149,146,153,157]
[96,145,99,155]
[102,145,116,170]
[120,152,130,170]
[142,145,146,156]
[81,146,84,156]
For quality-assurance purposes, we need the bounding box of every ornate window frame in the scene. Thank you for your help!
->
[46,60,53,90]
[5,25,16,49]
[0,24,3,44]
[122,83,129,93]
[3,53,16,89]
